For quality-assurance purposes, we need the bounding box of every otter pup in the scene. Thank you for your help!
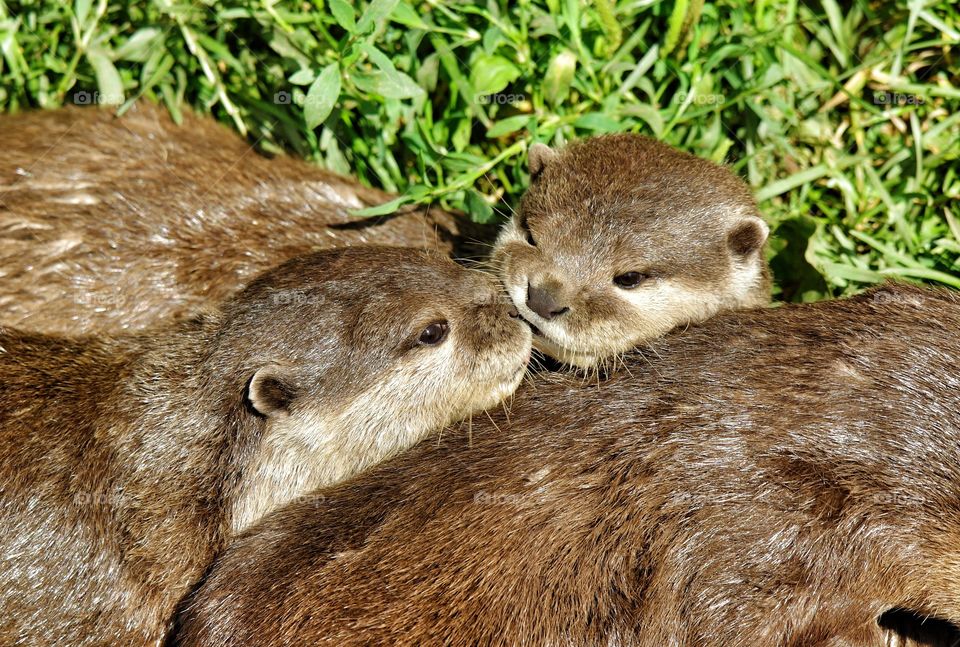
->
[0,246,530,646]
[177,284,960,647]
[0,103,489,335]
[492,134,770,367]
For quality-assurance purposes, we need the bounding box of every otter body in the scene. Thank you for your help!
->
[0,104,485,335]
[0,247,530,646]
[493,134,771,366]
[178,284,960,647]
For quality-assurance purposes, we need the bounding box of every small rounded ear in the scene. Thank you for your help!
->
[247,366,297,418]
[528,143,558,179]
[727,216,770,256]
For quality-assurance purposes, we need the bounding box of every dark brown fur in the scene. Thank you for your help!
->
[0,103,490,335]
[0,247,529,646]
[177,284,960,647]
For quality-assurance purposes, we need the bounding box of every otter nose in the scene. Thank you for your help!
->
[526,282,569,320]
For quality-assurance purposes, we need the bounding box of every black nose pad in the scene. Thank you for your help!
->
[526,282,570,320]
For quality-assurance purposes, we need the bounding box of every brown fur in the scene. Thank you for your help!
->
[0,247,530,646]
[493,134,771,367]
[0,103,491,335]
[177,284,960,647]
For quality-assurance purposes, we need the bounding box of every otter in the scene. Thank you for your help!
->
[176,284,960,647]
[492,134,771,367]
[0,103,490,335]
[0,246,530,646]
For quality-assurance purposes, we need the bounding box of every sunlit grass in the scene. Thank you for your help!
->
[1,0,958,300]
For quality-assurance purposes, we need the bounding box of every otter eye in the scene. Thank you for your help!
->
[518,216,536,247]
[418,321,449,346]
[613,272,648,289]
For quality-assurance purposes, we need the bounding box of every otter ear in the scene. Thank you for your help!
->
[528,143,558,179]
[727,216,769,257]
[248,366,297,418]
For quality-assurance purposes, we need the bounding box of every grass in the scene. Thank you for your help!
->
[1,0,958,301]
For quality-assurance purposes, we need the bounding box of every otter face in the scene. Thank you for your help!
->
[222,246,531,530]
[492,135,770,368]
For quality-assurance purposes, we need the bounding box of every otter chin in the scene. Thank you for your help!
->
[0,246,530,647]
[492,134,771,368]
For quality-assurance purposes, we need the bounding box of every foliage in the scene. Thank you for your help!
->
[2,0,959,299]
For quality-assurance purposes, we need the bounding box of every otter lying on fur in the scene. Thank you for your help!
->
[0,247,530,646]
[177,284,959,647]
[493,134,770,367]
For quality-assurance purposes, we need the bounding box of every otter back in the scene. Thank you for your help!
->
[0,103,489,334]
[176,284,960,647]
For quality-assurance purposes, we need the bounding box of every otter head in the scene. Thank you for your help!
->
[492,134,770,368]
[211,246,531,530]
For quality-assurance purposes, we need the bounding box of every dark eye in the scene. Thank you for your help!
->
[613,272,648,289]
[418,321,449,345]
[519,216,536,247]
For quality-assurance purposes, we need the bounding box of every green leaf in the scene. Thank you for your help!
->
[349,195,410,217]
[487,115,530,138]
[86,49,124,105]
[465,189,495,224]
[469,54,520,96]
[113,27,161,62]
[543,50,576,106]
[573,112,621,132]
[288,68,315,85]
[74,0,92,27]
[389,2,429,30]
[352,69,423,99]
[329,0,356,33]
[304,63,341,129]
[356,0,400,35]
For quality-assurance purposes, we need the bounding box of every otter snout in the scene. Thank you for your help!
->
[526,282,570,320]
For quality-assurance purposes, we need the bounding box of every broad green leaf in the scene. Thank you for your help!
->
[487,115,530,138]
[356,0,400,35]
[469,54,520,96]
[114,27,161,62]
[329,0,356,32]
[543,50,576,106]
[86,49,124,105]
[288,68,315,85]
[465,189,495,224]
[352,69,423,99]
[389,2,429,29]
[573,112,621,132]
[304,63,341,129]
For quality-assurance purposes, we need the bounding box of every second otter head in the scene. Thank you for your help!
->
[492,134,770,367]
[208,246,531,530]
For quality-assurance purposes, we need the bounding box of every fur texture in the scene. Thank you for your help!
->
[0,247,530,646]
[0,103,490,334]
[177,284,960,647]
[492,134,771,367]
